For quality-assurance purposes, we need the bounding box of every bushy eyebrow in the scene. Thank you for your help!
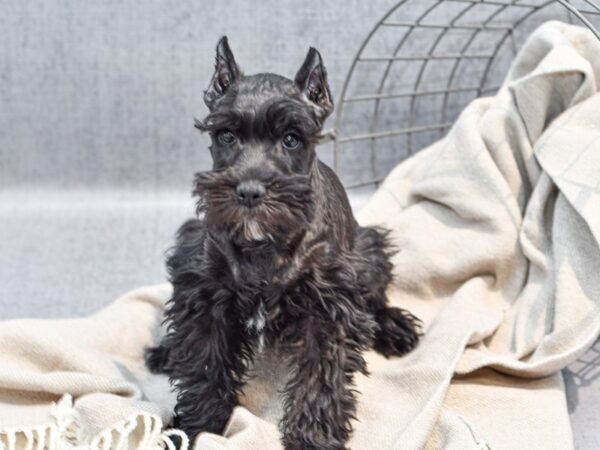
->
[264,99,320,137]
[194,110,246,134]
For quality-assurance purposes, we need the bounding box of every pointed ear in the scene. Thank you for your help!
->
[294,47,333,120]
[204,36,242,110]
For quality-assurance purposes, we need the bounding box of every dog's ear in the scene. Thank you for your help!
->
[294,47,333,120]
[204,36,241,110]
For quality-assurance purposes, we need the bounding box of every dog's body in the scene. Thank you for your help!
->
[146,37,420,450]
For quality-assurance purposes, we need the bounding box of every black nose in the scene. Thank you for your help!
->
[236,180,266,207]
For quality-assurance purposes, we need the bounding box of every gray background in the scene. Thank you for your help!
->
[0,1,598,448]
[0,0,398,191]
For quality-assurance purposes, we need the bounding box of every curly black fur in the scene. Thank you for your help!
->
[146,36,421,450]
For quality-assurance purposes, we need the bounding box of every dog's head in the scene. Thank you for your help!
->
[194,36,333,244]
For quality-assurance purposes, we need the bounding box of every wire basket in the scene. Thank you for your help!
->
[331,0,600,191]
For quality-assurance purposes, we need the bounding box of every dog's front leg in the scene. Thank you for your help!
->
[165,299,252,443]
[280,313,372,450]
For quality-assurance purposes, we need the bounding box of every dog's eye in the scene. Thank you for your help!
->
[217,131,236,145]
[282,133,300,150]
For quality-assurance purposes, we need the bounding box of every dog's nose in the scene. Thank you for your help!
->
[236,181,266,207]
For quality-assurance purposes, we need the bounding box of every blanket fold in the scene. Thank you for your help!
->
[1,21,599,450]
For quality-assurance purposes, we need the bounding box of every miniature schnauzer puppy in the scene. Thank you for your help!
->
[146,36,421,450]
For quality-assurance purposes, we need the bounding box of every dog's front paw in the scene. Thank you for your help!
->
[144,345,169,373]
[144,344,170,373]
[373,306,422,357]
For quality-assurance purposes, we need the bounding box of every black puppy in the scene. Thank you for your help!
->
[146,36,420,450]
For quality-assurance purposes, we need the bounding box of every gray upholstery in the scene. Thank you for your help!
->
[0,1,597,448]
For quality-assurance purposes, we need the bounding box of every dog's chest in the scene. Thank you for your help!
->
[246,302,267,352]
[246,301,266,334]
[231,262,274,351]
[228,244,298,350]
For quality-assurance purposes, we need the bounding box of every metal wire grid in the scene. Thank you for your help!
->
[332,0,600,190]
[565,338,600,387]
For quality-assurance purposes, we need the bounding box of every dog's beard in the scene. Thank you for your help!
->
[193,168,315,244]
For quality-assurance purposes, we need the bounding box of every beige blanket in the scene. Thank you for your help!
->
[1,21,599,450]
